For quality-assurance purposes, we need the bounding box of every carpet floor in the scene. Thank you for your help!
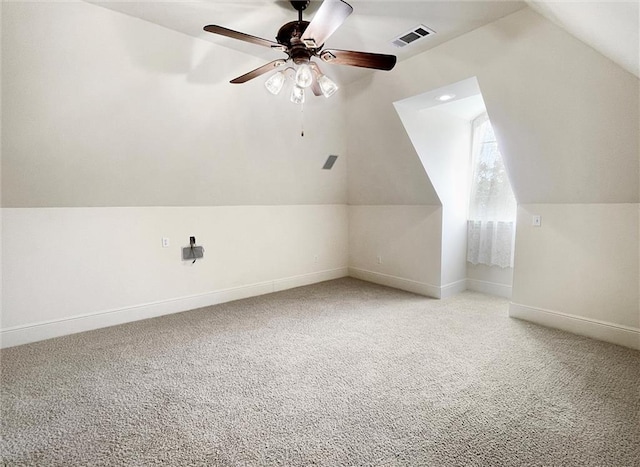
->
[1,278,639,466]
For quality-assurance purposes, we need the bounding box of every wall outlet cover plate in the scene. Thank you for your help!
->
[182,246,204,260]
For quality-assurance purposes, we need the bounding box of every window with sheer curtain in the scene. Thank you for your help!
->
[467,114,517,268]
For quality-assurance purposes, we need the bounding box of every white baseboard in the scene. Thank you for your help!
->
[0,267,349,349]
[440,280,468,299]
[273,268,347,292]
[509,303,640,350]
[348,267,441,298]
[467,279,512,298]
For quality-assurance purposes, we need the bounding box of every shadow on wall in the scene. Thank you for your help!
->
[105,6,258,85]
[109,12,193,74]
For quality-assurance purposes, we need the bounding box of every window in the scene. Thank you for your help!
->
[467,114,517,268]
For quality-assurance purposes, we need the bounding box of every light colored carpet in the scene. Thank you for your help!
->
[1,278,639,466]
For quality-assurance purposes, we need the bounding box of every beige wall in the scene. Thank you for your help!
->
[394,106,471,294]
[511,204,639,348]
[348,205,442,296]
[0,0,4,327]
[467,264,514,298]
[345,81,438,206]
[2,4,639,349]
[512,204,639,328]
[346,8,638,205]
[1,1,347,207]
[345,7,639,348]
[1,205,349,346]
[0,2,350,347]
[394,88,515,297]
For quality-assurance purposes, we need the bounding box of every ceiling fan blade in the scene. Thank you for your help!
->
[311,80,322,97]
[320,49,397,71]
[230,59,287,84]
[204,25,284,51]
[309,62,323,96]
[301,0,353,48]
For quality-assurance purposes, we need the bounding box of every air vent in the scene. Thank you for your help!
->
[322,155,338,170]
[391,24,435,48]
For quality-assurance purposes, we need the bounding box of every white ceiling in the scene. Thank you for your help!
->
[526,0,639,78]
[88,0,527,84]
[88,0,639,84]
[394,76,483,113]
[393,76,486,121]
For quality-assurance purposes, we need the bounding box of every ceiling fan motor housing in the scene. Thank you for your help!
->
[290,1,310,12]
[203,0,397,86]
[276,21,315,64]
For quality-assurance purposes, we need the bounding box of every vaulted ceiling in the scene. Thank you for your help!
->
[88,0,638,85]
[88,0,527,84]
[526,0,639,78]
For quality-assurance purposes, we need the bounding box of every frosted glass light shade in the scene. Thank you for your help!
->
[295,64,313,89]
[290,85,305,104]
[318,74,339,98]
[265,71,285,95]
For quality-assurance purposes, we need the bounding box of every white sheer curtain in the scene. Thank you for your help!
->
[467,114,517,268]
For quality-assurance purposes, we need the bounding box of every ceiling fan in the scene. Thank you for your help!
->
[203,0,397,103]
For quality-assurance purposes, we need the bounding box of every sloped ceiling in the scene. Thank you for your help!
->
[526,0,639,78]
[88,1,526,84]
[87,1,640,84]
[347,7,639,205]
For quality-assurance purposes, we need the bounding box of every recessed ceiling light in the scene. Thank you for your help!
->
[437,93,456,102]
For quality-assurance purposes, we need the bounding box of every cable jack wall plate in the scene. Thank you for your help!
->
[182,246,204,261]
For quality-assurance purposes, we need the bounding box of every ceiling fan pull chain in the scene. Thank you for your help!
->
[301,102,305,137]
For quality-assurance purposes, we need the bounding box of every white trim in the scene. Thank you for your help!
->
[0,268,349,349]
[272,268,348,292]
[348,267,441,298]
[509,302,640,350]
[466,279,512,298]
[440,279,468,299]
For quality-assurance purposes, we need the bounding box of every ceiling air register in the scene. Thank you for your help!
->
[391,24,435,48]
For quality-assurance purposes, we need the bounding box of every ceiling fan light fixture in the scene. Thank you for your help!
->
[295,63,314,88]
[265,71,286,95]
[291,85,305,104]
[204,0,397,107]
[318,74,339,98]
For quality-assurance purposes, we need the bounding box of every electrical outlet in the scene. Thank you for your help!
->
[377,255,383,264]
[162,237,170,248]
[532,215,542,227]
[314,255,319,263]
